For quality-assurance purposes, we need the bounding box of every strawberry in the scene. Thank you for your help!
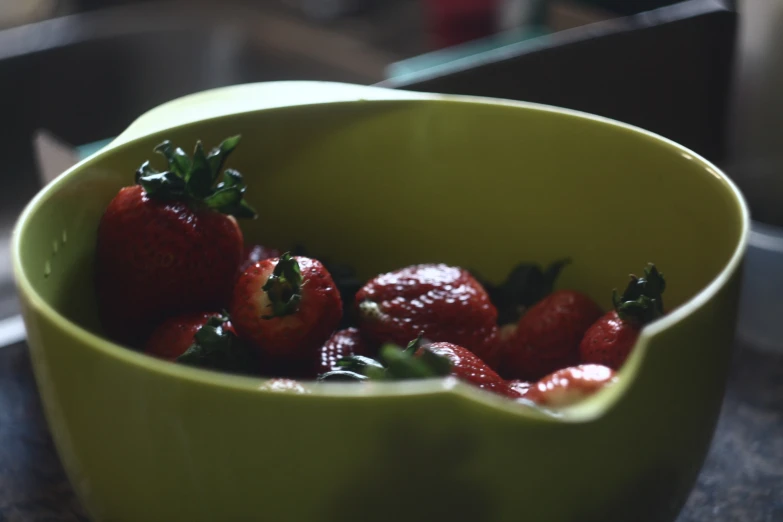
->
[499,289,603,381]
[95,136,256,347]
[291,245,364,330]
[323,337,518,398]
[355,264,498,366]
[240,244,283,273]
[475,258,571,325]
[144,311,225,361]
[524,364,617,407]
[421,342,518,398]
[230,253,342,361]
[145,312,258,375]
[318,327,370,375]
[580,264,666,370]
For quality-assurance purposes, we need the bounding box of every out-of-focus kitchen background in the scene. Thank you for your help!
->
[0,0,781,351]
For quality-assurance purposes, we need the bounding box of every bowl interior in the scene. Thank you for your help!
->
[17,97,744,370]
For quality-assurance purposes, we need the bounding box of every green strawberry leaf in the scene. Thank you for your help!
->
[203,186,242,210]
[136,136,258,219]
[262,252,303,319]
[218,168,245,190]
[381,344,451,379]
[403,333,425,355]
[477,258,571,325]
[318,339,453,382]
[135,160,158,184]
[176,315,258,375]
[336,355,386,373]
[187,142,214,198]
[205,168,254,215]
[137,171,187,200]
[613,263,666,325]
[317,370,369,382]
[231,199,259,220]
[207,135,241,176]
[154,141,191,176]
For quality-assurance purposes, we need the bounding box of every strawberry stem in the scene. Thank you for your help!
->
[613,263,666,325]
[262,253,303,319]
[136,135,257,219]
[176,313,258,375]
[320,338,452,382]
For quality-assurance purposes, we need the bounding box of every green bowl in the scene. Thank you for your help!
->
[12,81,749,522]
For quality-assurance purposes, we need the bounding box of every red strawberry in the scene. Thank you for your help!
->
[355,264,498,366]
[580,264,666,370]
[320,338,517,398]
[525,364,617,407]
[144,311,226,361]
[241,244,283,273]
[95,136,256,347]
[499,289,603,381]
[230,253,342,361]
[318,327,370,375]
[420,342,518,398]
[144,312,258,375]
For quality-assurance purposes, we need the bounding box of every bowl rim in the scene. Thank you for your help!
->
[11,81,751,422]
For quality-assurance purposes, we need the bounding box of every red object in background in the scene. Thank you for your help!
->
[423,0,499,49]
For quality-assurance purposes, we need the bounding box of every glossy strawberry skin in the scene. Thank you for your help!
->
[420,342,518,398]
[579,310,640,370]
[507,380,532,398]
[525,364,617,407]
[355,264,499,365]
[240,244,283,273]
[144,312,230,361]
[500,290,603,381]
[96,186,244,347]
[318,327,370,375]
[230,256,342,361]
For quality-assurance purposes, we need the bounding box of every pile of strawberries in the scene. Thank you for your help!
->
[95,137,666,408]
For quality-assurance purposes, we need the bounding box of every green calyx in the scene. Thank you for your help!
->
[262,252,303,319]
[317,334,453,382]
[613,263,666,325]
[476,258,571,325]
[176,313,257,375]
[136,135,257,219]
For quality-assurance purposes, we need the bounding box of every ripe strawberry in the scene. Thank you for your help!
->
[580,264,666,370]
[144,311,225,361]
[499,289,603,381]
[145,312,258,375]
[476,258,571,325]
[318,327,370,375]
[95,136,256,347]
[355,264,498,366]
[421,342,518,398]
[240,244,283,273]
[290,245,364,329]
[525,364,617,407]
[324,338,517,398]
[230,253,342,361]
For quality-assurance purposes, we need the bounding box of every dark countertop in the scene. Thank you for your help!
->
[1,341,781,522]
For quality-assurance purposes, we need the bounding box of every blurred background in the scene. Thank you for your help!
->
[0,0,781,350]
